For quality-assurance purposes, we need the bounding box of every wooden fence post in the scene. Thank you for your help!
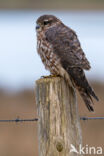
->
[35,76,82,156]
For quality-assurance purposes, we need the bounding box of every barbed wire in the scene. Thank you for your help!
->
[0,116,104,123]
[0,118,38,123]
[80,117,104,121]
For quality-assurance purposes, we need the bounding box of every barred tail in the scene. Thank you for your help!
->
[67,67,99,112]
[78,88,94,112]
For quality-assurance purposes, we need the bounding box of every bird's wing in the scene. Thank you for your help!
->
[45,24,91,70]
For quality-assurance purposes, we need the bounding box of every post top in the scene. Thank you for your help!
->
[36,76,62,84]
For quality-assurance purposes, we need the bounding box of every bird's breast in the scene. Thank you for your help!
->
[36,33,71,86]
[37,34,60,75]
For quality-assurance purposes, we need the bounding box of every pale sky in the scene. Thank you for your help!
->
[0,11,104,90]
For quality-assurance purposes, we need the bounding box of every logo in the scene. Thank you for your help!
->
[70,144,103,155]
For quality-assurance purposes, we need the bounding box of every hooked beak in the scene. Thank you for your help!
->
[36,24,40,30]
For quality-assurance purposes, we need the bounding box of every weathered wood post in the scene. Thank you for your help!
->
[35,76,82,156]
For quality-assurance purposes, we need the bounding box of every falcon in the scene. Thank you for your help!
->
[36,15,99,111]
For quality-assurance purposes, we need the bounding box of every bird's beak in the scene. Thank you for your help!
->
[36,24,40,30]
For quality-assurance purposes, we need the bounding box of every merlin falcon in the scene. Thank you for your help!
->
[36,15,99,111]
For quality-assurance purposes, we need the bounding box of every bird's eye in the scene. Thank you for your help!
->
[43,20,50,25]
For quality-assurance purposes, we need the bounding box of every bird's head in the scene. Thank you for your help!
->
[36,15,61,32]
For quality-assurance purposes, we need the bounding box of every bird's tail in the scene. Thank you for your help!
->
[67,67,99,112]
[78,87,95,112]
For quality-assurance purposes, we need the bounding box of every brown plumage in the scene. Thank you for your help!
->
[36,14,99,112]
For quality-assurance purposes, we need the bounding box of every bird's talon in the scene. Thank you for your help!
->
[41,75,59,79]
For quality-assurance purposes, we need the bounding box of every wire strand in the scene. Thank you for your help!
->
[80,117,104,120]
[0,118,38,123]
[0,117,104,123]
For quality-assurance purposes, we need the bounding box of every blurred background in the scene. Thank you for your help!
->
[0,0,104,155]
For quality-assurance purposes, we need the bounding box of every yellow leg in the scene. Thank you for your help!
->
[41,75,59,79]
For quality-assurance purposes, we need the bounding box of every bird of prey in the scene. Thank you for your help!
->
[36,15,99,111]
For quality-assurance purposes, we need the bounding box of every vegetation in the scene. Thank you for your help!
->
[0,0,104,10]
[0,82,103,155]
